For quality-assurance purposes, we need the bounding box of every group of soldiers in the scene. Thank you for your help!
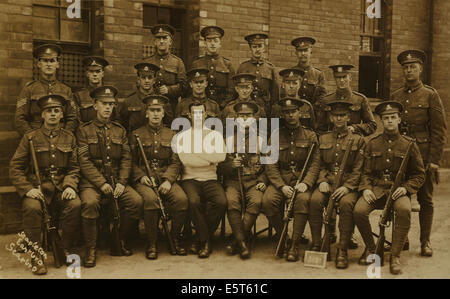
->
[9,23,447,276]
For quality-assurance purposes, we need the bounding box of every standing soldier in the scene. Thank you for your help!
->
[74,56,111,124]
[191,26,235,109]
[145,24,187,115]
[120,62,173,132]
[238,33,279,116]
[10,94,81,275]
[175,68,220,119]
[391,50,447,257]
[221,102,268,259]
[290,37,327,127]
[262,98,320,262]
[221,73,266,121]
[130,95,188,260]
[77,86,142,267]
[354,101,425,274]
[309,101,365,269]
[15,44,77,136]
[321,65,377,136]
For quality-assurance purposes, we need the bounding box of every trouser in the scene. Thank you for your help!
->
[354,195,411,257]
[135,182,188,244]
[22,192,81,249]
[225,181,263,242]
[180,179,227,243]
[310,189,358,250]
[417,169,434,244]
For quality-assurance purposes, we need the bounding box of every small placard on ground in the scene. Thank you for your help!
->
[303,251,328,269]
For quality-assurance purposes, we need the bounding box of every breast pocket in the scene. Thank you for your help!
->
[370,151,383,171]
[87,137,100,158]
[409,100,429,125]
[341,143,359,170]
[56,144,73,167]
[393,151,407,172]
[79,105,96,123]
[162,69,178,85]
[414,131,430,160]
[294,141,310,163]
[319,143,333,164]
[127,106,144,132]
[35,145,50,168]
[278,142,289,164]
[159,141,172,161]
[215,70,230,88]
[110,136,123,159]
[349,104,362,124]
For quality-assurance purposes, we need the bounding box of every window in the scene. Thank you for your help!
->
[142,4,187,61]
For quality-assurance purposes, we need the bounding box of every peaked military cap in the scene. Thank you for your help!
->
[279,68,303,81]
[327,100,352,115]
[37,94,66,110]
[33,43,62,59]
[187,68,209,80]
[232,73,256,85]
[233,101,259,114]
[279,97,305,111]
[375,101,403,116]
[90,85,118,103]
[142,94,169,108]
[151,24,175,37]
[397,49,426,65]
[329,64,354,76]
[82,56,109,69]
[291,37,316,50]
[134,62,160,76]
[201,26,225,39]
[244,33,268,45]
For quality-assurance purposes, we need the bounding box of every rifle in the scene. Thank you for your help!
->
[374,140,414,266]
[134,134,176,255]
[235,153,246,218]
[154,70,165,94]
[275,143,316,257]
[96,131,122,256]
[320,138,354,261]
[28,136,65,268]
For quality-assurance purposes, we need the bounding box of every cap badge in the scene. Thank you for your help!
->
[288,71,294,77]
[286,100,292,105]
[152,99,158,104]
[143,66,149,71]
[105,88,111,94]
[158,27,163,33]
[45,48,52,54]
[337,67,343,72]
[195,72,200,77]
[240,78,245,83]
[407,53,412,59]
[385,104,392,110]
[300,42,305,47]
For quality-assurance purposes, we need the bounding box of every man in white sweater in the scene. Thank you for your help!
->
[175,102,227,258]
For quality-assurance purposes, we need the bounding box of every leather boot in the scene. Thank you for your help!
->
[171,211,187,255]
[286,240,299,262]
[335,248,348,269]
[226,239,239,256]
[349,235,359,249]
[358,247,375,265]
[119,215,134,256]
[238,240,250,260]
[31,253,47,275]
[421,241,433,257]
[198,240,210,258]
[390,255,402,275]
[144,210,159,259]
[145,244,158,260]
[82,218,97,268]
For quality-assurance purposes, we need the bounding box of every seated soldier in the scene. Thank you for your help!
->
[354,101,425,275]
[10,94,81,275]
[220,102,268,259]
[309,101,365,269]
[129,95,188,259]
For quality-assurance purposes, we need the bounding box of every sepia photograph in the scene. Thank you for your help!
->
[0,0,449,285]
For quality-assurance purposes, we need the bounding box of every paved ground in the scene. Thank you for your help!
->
[1,184,449,279]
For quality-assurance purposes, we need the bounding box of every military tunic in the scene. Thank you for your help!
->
[9,126,81,248]
[175,96,220,119]
[221,98,266,122]
[15,77,77,136]
[321,88,377,136]
[74,86,120,125]
[191,54,235,108]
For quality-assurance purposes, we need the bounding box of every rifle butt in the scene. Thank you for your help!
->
[375,229,386,266]
[49,229,65,268]
[162,219,176,255]
[275,222,289,257]
[110,224,122,256]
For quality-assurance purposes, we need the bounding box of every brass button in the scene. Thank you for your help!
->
[290,151,294,155]
[51,154,55,158]
[386,159,390,162]
[388,148,392,152]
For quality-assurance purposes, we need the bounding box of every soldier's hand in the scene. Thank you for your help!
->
[232,157,243,168]
[331,186,349,201]
[62,187,76,201]
[256,183,267,192]
[26,188,44,201]
[100,183,113,196]
[392,187,407,201]
[281,185,294,198]
[319,182,330,193]
[363,189,376,205]
[140,176,153,187]
[428,163,439,170]
[294,182,308,193]
[114,183,125,198]
[158,180,172,195]
[158,85,169,95]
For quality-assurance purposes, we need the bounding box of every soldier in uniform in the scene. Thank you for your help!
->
[290,37,327,128]
[15,44,77,136]
[145,24,187,114]
[10,94,81,275]
[262,98,320,262]
[176,102,227,258]
[354,101,425,274]
[221,73,266,122]
[272,68,315,130]
[120,62,173,132]
[74,56,112,124]
[321,65,377,136]
[191,26,235,109]
[391,50,447,257]
[309,101,365,269]
[238,33,279,116]
[175,68,220,119]
[130,94,188,259]
[77,86,142,267]
[220,102,268,259]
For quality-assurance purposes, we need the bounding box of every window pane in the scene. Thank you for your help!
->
[33,6,58,40]
[143,6,157,27]
[157,7,171,24]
